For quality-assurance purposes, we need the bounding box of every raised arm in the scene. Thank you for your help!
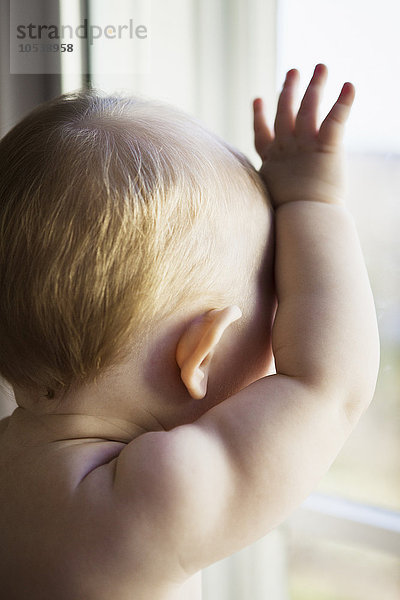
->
[115,65,380,579]
[253,64,380,412]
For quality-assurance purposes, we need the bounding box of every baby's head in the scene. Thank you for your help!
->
[0,90,274,407]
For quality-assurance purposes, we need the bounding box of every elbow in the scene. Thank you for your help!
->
[311,324,381,430]
[342,332,381,428]
[343,385,376,428]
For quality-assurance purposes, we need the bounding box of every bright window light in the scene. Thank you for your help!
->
[277,0,400,154]
[60,0,83,93]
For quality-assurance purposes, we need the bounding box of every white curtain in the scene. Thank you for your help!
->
[74,0,277,166]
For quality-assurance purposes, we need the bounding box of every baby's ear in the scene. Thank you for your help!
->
[176,306,242,400]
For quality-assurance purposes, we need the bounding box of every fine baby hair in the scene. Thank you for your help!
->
[0,90,271,401]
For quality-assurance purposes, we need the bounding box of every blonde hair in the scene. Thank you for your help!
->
[0,90,270,399]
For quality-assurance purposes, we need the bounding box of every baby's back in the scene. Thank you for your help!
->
[0,413,201,600]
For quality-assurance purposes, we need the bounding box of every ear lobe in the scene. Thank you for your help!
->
[176,306,242,400]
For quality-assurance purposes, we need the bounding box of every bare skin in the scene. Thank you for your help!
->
[0,64,379,599]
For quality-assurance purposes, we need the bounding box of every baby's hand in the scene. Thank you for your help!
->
[253,64,355,207]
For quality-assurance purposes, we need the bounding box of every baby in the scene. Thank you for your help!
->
[0,64,379,599]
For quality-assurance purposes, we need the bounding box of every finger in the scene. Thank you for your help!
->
[274,69,299,139]
[253,97,273,159]
[318,82,355,148]
[295,63,328,137]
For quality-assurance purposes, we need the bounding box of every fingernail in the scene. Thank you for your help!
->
[286,68,298,82]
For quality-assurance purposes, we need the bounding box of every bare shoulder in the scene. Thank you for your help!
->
[114,425,226,525]
[113,423,236,573]
[113,406,268,577]
[113,375,351,575]
[116,424,231,509]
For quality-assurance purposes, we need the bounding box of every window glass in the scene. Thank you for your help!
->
[277,0,400,513]
[277,1,400,597]
[288,536,400,600]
